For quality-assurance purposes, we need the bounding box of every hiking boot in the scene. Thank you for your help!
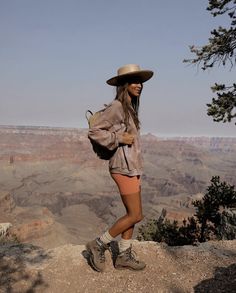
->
[115,246,146,271]
[86,238,109,272]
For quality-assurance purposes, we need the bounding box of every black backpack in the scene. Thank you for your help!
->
[85,106,116,160]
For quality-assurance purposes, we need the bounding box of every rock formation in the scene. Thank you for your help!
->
[0,126,236,247]
[0,223,12,237]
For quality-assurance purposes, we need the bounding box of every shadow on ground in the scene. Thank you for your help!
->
[194,263,236,293]
[0,242,50,292]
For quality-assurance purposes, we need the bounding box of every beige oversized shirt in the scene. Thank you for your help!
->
[88,100,143,176]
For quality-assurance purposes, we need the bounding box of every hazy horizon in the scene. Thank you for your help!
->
[0,124,235,138]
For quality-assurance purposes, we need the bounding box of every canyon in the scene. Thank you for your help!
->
[0,125,236,248]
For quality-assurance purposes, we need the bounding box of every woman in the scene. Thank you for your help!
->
[86,64,153,272]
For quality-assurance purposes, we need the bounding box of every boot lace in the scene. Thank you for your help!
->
[126,247,139,264]
[98,245,106,262]
[96,239,108,262]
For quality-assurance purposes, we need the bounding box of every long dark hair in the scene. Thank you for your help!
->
[114,83,141,130]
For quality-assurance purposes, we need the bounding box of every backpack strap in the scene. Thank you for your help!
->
[85,110,93,123]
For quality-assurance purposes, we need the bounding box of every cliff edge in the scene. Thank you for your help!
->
[0,240,236,293]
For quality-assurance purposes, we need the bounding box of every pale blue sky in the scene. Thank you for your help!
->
[0,0,235,136]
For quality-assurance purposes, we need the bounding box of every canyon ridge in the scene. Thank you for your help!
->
[0,125,236,248]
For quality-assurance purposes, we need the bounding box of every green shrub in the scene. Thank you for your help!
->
[138,176,236,246]
[193,176,236,241]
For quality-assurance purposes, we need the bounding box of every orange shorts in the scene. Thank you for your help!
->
[110,173,141,195]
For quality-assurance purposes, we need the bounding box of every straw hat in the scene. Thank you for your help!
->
[106,64,154,86]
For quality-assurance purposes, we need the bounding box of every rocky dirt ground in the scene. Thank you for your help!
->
[0,240,236,293]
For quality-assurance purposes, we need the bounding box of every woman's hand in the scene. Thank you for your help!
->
[120,132,135,145]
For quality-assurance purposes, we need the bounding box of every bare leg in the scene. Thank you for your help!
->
[121,225,134,239]
[108,191,143,238]
[121,186,141,239]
